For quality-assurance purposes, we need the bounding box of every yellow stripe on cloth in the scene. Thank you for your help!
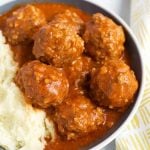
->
[116,0,150,149]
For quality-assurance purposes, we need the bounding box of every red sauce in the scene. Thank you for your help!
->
[0,3,128,150]
[46,110,122,150]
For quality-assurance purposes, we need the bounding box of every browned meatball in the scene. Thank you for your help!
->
[33,23,84,67]
[16,60,69,108]
[90,60,138,108]
[54,95,105,140]
[83,13,125,61]
[4,5,46,44]
[64,56,93,89]
[51,10,84,34]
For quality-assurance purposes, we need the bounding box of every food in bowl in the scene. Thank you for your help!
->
[0,2,139,150]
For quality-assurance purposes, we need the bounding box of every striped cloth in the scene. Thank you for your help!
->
[116,0,150,149]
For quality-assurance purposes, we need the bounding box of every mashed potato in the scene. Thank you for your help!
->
[0,31,54,150]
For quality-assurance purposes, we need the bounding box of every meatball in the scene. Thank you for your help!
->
[51,10,84,34]
[54,95,105,140]
[83,13,125,61]
[33,23,84,67]
[90,60,138,108]
[4,5,46,44]
[64,56,93,89]
[16,60,69,108]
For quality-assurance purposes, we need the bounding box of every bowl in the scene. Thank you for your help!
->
[0,0,145,149]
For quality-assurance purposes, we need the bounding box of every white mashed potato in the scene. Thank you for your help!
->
[0,31,55,150]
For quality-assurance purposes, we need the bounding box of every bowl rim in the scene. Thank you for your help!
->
[0,0,145,149]
[83,0,145,149]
